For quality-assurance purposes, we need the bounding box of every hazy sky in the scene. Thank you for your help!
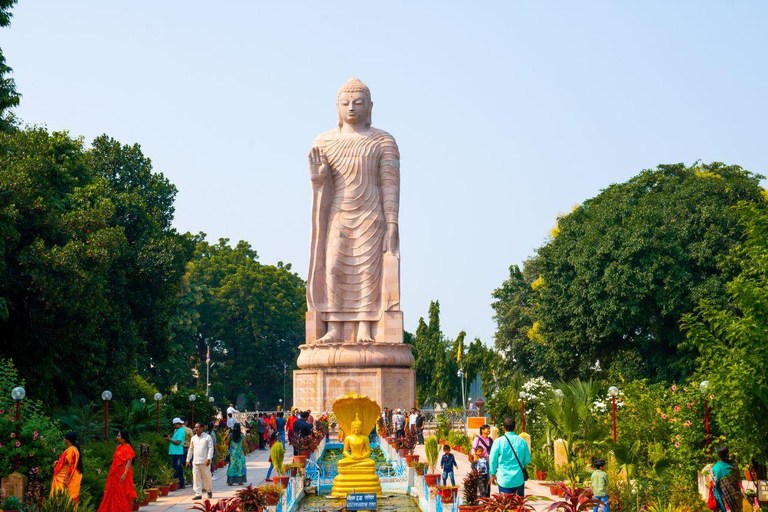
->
[4,1,766,346]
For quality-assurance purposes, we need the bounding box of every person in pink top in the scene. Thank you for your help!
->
[471,425,493,460]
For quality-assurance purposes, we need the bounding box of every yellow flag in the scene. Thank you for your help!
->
[457,342,462,363]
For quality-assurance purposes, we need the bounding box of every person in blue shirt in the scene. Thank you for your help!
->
[488,416,530,496]
[165,418,187,489]
[275,411,287,447]
[440,445,458,486]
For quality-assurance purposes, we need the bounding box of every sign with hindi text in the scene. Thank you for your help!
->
[346,492,377,510]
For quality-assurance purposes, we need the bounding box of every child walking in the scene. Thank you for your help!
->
[471,445,490,498]
[591,459,609,512]
[440,445,458,486]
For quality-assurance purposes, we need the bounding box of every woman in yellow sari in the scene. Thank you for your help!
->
[51,432,83,503]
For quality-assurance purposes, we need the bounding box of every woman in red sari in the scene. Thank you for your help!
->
[97,430,137,512]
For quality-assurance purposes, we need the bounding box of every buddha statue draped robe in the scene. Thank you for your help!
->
[307,128,400,327]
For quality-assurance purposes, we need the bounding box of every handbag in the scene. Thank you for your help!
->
[707,481,718,510]
[504,435,529,481]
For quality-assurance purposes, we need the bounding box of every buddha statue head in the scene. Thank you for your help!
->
[351,413,363,435]
[337,77,372,128]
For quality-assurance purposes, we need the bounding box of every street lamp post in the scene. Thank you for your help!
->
[700,381,710,449]
[457,369,466,411]
[154,393,162,434]
[608,386,619,442]
[189,394,196,425]
[11,386,25,471]
[101,390,112,441]
[279,398,283,412]
[209,396,215,422]
[519,391,526,433]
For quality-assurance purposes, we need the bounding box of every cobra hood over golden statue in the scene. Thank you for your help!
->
[330,392,383,497]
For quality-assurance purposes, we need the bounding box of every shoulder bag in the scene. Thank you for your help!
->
[504,435,529,481]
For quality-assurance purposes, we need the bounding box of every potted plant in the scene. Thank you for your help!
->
[460,469,481,511]
[287,461,304,477]
[291,431,312,458]
[40,490,80,512]
[136,488,149,507]
[144,477,160,502]
[236,485,267,511]
[424,436,440,487]
[271,441,289,486]
[2,495,24,512]
[259,483,284,506]
[414,462,428,476]
[169,478,179,492]
[437,485,459,503]
[545,483,600,511]
[477,493,540,511]
[158,466,174,496]
[187,498,241,512]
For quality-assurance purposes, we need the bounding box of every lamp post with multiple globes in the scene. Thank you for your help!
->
[189,394,196,425]
[209,396,215,422]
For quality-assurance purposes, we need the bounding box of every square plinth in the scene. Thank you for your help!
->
[293,367,415,412]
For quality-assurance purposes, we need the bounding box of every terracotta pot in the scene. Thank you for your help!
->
[424,473,440,487]
[549,485,559,495]
[272,476,290,487]
[398,448,409,458]
[439,487,457,503]
[170,481,179,492]
[140,498,149,507]
[264,491,280,506]
[557,487,565,497]
[132,502,141,511]
[290,466,299,477]
[294,455,308,467]
[300,450,311,458]
[146,488,159,502]
[459,506,481,512]
[405,454,418,465]
[159,485,170,496]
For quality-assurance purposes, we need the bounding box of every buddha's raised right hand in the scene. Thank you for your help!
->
[308,147,330,183]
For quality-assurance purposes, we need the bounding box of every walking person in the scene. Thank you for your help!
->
[275,411,287,447]
[408,408,418,435]
[471,445,490,498]
[711,445,743,512]
[440,445,458,486]
[97,430,136,512]
[227,413,236,429]
[265,431,279,481]
[227,422,248,486]
[182,417,194,461]
[472,424,493,460]
[488,416,530,496]
[165,418,187,489]
[393,409,406,438]
[292,411,312,456]
[186,422,215,500]
[207,422,218,479]
[591,459,609,512]
[51,432,83,503]
[256,413,266,450]
[415,410,425,444]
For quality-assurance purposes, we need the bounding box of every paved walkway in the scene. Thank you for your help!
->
[411,443,555,510]
[142,448,281,512]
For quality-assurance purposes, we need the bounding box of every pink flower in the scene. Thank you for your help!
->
[671,385,677,391]
[710,394,714,399]
[674,406,679,412]
[10,432,15,438]
[687,403,691,409]
[662,414,667,419]
[0,443,3,448]
[675,442,680,447]
[9,416,14,422]
[15,441,20,448]
[684,421,691,427]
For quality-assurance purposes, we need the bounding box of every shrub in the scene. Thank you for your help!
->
[424,436,439,473]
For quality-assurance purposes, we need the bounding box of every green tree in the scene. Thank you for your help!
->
[0,0,20,132]
[0,128,193,406]
[168,238,306,409]
[494,162,765,382]
[682,200,768,466]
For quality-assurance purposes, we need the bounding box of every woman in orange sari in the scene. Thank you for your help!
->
[51,432,83,503]
[97,430,137,512]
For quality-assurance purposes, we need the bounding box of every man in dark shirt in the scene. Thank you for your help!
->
[292,411,313,456]
[415,410,425,444]
[275,411,287,447]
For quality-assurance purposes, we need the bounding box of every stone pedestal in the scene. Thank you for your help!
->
[1,472,28,499]
[293,366,415,412]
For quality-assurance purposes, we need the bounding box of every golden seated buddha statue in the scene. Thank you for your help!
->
[330,393,383,497]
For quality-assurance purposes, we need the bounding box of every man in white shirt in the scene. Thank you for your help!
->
[408,408,418,433]
[186,422,215,500]
[227,403,238,416]
[393,409,406,438]
[227,413,236,429]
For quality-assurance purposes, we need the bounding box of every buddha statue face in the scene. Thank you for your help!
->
[351,420,362,435]
[337,92,371,126]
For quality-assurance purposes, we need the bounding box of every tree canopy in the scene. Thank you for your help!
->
[493,162,766,382]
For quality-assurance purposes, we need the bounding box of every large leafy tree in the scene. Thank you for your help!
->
[0,128,193,406]
[167,238,306,409]
[682,201,768,465]
[494,162,765,382]
[0,0,20,132]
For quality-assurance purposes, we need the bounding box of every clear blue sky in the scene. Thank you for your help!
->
[4,1,767,346]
